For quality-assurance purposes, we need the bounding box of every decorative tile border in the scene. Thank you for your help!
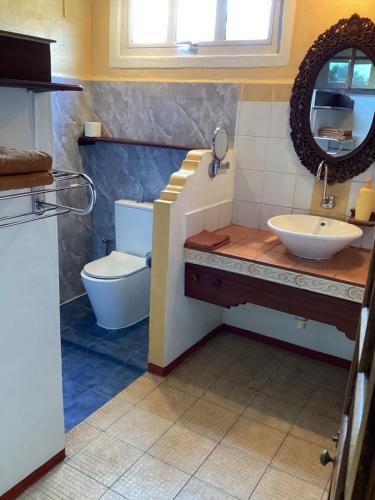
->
[184,249,364,304]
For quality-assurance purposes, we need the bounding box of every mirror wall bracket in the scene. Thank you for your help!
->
[209,127,230,178]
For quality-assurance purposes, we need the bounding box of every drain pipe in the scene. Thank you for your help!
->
[295,316,308,330]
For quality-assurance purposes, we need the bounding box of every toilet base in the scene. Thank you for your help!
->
[81,268,150,330]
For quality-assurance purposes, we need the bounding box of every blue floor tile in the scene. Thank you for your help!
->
[62,377,88,402]
[60,295,149,430]
[125,350,149,370]
[61,327,98,349]
[95,365,144,398]
[88,339,135,363]
[64,389,110,431]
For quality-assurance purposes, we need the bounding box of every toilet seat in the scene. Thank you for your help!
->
[83,251,146,280]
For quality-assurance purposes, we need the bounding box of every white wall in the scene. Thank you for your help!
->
[151,150,235,367]
[228,98,358,361]
[223,303,354,361]
[0,89,64,495]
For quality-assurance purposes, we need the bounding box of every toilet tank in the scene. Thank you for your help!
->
[115,200,154,257]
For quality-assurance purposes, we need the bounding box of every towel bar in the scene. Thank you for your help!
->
[0,169,96,229]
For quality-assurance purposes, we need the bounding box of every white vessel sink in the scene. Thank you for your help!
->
[267,214,363,260]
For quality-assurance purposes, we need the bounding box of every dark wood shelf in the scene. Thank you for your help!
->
[347,209,375,227]
[78,136,202,151]
[0,78,83,92]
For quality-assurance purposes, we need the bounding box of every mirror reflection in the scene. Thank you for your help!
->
[310,48,375,157]
[212,127,228,160]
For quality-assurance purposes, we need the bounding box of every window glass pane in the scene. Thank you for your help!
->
[176,0,217,42]
[328,61,350,84]
[131,0,169,44]
[352,57,375,89]
[226,0,273,41]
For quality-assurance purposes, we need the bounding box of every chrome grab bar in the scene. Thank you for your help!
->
[0,169,96,229]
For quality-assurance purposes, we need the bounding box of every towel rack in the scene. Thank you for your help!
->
[0,169,96,229]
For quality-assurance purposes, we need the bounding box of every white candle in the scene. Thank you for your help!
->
[85,122,102,137]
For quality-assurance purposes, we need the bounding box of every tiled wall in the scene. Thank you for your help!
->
[232,84,375,250]
[52,80,239,302]
[80,143,187,260]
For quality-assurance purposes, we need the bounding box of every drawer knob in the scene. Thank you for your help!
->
[212,278,222,287]
[320,449,336,466]
[190,274,199,282]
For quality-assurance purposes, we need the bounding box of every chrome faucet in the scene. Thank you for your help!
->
[316,160,335,209]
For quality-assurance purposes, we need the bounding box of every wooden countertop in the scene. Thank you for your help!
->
[186,224,371,288]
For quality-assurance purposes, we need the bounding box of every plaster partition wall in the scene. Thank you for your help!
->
[149,149,235,370]
[227,83,355,361]
[0,89,64,496]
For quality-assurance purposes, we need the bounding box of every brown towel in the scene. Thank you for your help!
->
[0,146,53,175]
[185,230,230,251]
[0,171,54,192]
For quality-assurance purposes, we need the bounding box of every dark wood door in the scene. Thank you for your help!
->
[324,249,375,499]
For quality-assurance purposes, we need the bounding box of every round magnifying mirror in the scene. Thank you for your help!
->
[310,48,375,158]
[212,127,228,160]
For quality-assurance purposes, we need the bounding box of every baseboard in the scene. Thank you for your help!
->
[1,449,65,499]
[148,325,223,376]
[223,324,351,368]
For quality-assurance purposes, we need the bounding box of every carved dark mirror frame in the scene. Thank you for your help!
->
[290,14,375,183]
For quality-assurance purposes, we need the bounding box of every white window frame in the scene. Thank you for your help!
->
[109,0,296,69]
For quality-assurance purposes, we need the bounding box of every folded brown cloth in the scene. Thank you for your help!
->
[185,230,230,251]
[0,171,54,191]
[0,146,53,175]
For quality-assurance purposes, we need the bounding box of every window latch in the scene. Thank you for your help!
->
[175,41,199,54]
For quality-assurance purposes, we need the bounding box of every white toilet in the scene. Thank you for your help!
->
[81,200,153,330]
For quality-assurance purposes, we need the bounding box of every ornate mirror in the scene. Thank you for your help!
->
[290,14,375,183]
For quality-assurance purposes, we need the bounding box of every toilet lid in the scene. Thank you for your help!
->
[84,251,147,279]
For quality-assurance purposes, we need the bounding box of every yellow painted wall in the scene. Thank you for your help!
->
[0,0,92,79]
[92,0,375,82]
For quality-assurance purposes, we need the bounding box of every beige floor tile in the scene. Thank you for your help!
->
[65,422,103,458]
[101,490,126,499]
[19,463,106,499]
[67,433,142,487]
[176,477,236,499]
[115,373,163,405]
[148,423,217,474]
[112,454,189,500]
[290,408,339,449]
[138,385,197,421]
[85,396,133,430]
[280,354,327,384]
[184,349,235,376]
[240,342,287,367]
[202,378,257,414]
[263,370,315,405]
[305,387,345,421]
[250,466,324,499]
[196,442,269,500]
[318,365,349,395]
[162,364,217,397]
[272,436,332,488]
[222,359,276,391]
[201,333,255,358]
[223,416,286,460]
[243,392,301,432]
[106,406,172,451]
[178,398,238,442]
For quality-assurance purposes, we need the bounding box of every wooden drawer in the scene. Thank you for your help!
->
[185,263,360,340]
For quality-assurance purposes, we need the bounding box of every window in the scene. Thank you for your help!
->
[109,0,296,68]
[318,49,375,92]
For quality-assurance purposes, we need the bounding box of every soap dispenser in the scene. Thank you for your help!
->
[355,178,375,221]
